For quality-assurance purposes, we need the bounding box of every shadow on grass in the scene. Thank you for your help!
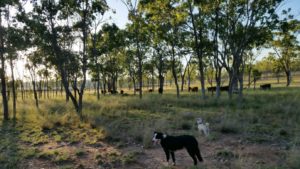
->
[0,120,22,168]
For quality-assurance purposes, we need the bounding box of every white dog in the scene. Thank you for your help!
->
[196,118,209,137]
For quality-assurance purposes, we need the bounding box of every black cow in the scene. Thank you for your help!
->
[207,86,216,92]
[191,87,198,92]
[101,90,107,94]
[220,86,229,91]
[260,84,271,90]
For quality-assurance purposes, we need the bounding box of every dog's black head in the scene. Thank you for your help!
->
[152,132,165,144]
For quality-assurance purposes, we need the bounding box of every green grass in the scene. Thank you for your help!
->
[0,87,299,168]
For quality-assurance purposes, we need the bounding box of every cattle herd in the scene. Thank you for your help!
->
[100,83,271,95]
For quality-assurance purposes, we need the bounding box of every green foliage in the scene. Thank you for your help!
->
[252,69,262,82]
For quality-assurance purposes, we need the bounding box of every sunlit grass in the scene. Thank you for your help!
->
[0,86,299,168]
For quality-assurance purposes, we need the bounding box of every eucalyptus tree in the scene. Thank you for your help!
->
[124,48,138,93]
[71,0,108,111]
[185,0,210,99]
[138,7,168,94]
[94,24,125,93]
[205,0,223,98]
[6,18,29,119]
[214,0,282,98]
[121,0,145,98]
[89,31,103,99]
[25,51,43,108]
[179,53,193,92]
[20,0,108,117]
[88,14,105,100]
[139,0,188,98]
[143,59,156,90]
[271,9,300,86]
[0,0,28,120]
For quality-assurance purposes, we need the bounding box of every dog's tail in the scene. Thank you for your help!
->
[196,147,203,162]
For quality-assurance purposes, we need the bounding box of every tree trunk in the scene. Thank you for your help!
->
[38,80,42,98]
[238,71,244,98]
[171,44,180,98]
[138,49,142,99]
[133,76,136,95]
[248,69,251,88]
[151,69,154,90]
[0,62,8,120]
[158,55,164,94]
[181,74,185,92]
[188,1,205,99]
[32,80,39,108]
[187,66,191,90]
[0,9,9,120]
[21,81,25,100]
[228,70,235,98]
[286,70,291,86]
[215,67,222,98]
[97,75,100,100]
[73,78,77,100]
[10,59,17,119]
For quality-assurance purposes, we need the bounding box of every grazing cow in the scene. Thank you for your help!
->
[207,86,216,95]
[260,84,271,90]
[220,86,229,91]
[110,90,118,94]
[191,87,198,92]
[101,90,107,94]
[120,90,124,94]
[158,88,163,94]
[148,89,153,92]
[207,86,216,92]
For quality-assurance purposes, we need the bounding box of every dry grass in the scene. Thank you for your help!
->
[0,86,299,168]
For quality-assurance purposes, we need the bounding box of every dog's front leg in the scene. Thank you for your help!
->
[170,152,176,166]
[163,148,170,163]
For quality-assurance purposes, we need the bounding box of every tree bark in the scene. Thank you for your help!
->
[285,70,291,86]
[0,12,9,120]
[171,43,180,98]
[215,67,222,98]
[157,49,164,94]
[32,80,39,108]
[9,58,17,119]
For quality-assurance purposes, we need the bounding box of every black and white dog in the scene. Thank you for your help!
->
[152,132,203,166]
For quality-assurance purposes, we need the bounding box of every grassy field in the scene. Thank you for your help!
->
[0,87,300,169]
